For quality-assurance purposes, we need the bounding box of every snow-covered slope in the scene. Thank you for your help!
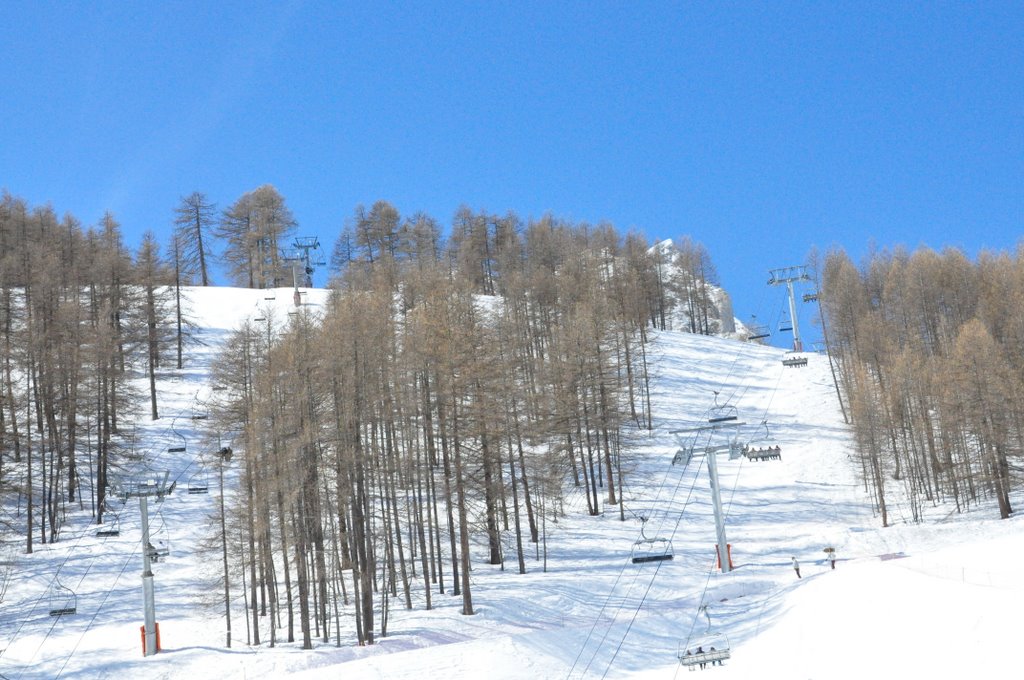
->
[1,286,1020,680]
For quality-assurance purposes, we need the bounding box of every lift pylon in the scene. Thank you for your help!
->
[673,420,745,574]
[768,265,811,352]
[115,471,173,657]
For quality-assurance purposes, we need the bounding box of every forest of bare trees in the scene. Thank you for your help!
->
[821,246,1024,525]
[205,205,691,647]
[0,189,730,650]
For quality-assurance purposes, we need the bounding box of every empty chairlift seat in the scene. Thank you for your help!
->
[188,469,209,494]
[631,518,674,564]
[96,514,121,537]
[631,536,674,564]
[707,393,738,424]
[48,580,77,617]
[744,316,771,341]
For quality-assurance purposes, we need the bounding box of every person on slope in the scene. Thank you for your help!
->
[791,556,801,578]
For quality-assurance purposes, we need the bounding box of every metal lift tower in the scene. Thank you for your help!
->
[768,266,811,352]
[113,472,173,656]
[673,421,745,574]
[282,236,326,306]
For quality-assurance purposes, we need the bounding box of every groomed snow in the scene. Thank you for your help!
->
[1,286,1020,680]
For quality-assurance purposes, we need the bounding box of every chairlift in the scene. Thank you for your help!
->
[188,468,210,494]
[743,421,783,462]
[678,634,731,670]
[744,316,771,341]
[146,507,171,562]
[168,430,187,454]
[48,578,77,617]
[630,518,674,564]
[96,508,121,537]
[147,529,171,562]
[782,355,808,368]
[803,291,819,303]
[778,313,793,333]
[708,392,738,424]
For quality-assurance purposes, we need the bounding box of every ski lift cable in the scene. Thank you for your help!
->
[21,536,137,679]
[565,532,651,678]
[674,363,787,668]
[570,444,710,680]
[598,558,670,680]
[595,444,713,680]
[0,512,101,665]
[52,542,141,679]
[586,430,716,679]
[8,399,210,673]
[576,337,770,679]
[3,511,113,674]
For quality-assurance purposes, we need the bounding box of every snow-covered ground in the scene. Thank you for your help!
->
[1,286,1020,680]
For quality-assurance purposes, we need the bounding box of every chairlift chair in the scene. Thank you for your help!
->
[168,431,187,453]
[188,468,210,494]
[96,514,121,538]
[148,511,171,562]
[48,579,77,617]
[707,392,738,424]
[678,634,731,670]
[781,355,808,368]
[630,519,674,564]
[744,316,771,341]
[147,532,171,562]
[743,421,783,461]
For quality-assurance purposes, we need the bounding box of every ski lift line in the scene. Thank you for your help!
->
[576,336,786,679]
[583,434,715,679]
[8,401,198,672]
[9,512,123,676]
[680,436,750,667]
[593,446,713,680]
[598,558,670,680]
[575,549,663,680]
[52,541,142,680]
[0,507,105,665]
[568,453,707,680]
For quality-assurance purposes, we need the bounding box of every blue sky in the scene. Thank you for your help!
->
[2,2,1022,345]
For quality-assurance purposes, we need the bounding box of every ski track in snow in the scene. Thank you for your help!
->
[1,287,1021,679]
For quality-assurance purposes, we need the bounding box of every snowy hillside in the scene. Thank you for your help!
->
[1,286,1021,680]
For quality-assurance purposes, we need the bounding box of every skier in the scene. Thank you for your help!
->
[829,549,837,570]
[791,556,801,578]
[696,646,706,670]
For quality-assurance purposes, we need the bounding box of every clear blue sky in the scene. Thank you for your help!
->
[2,2,1022,345]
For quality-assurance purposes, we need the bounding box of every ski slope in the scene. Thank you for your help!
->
[1,286,1021,680]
